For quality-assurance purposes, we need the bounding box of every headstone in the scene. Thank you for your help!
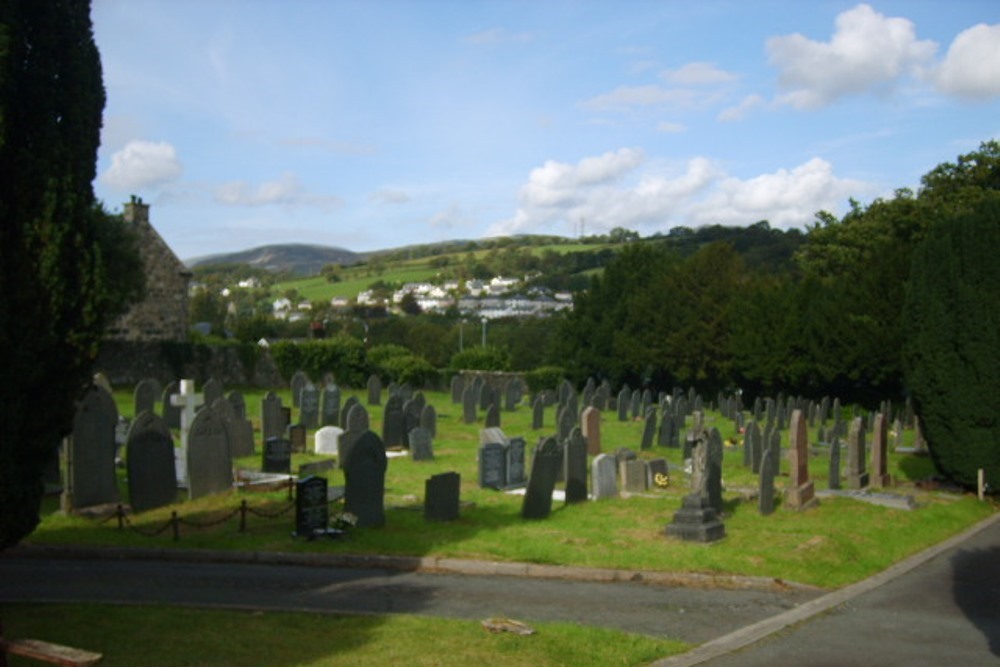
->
[170,379,205,484]
[419,404,437,438]
[187,406,233,500]
[66,385,120,509]
[343,431,388,528]
[261,392,285,443]
[314,426,343,456]
[338,403,370,471]
[707,428,724,515]
[621,459,648,493]
[617,388,629,421]
[521,437,561,519]
[289,371,309,407]
[564,428,588,504]
[424,472,461,522]
[366,374,382,406]
[532,395,545,430]
[828,437,842,490]
[504,380,520,411]
[299,384,320,430]
[161,381,181,429]
[288,423,307,453]
[262,436,292,474]
[226,390,247,420]
[484,403,501,428]
[340,396,359,430]
[581,406,601,455]
[450,375,463,404]
[870,413,892,488]
[785,409,818,510]
[320,385,341,427]
[630,390,641,419]
[125,411,176,512]
[640,411,656,450]
[382,394,406,448]
[133,379,158,418]
[665,493,726,542]
[759,449,776,516]
[592,454,618,500]
[846,417,869,489]
[409,427,434,461]
[557,405,575,442]
[295,475,329,538]
[462,385,477,425]
[210,397,238,459]
[658,413,675,448]
[506,437,527,488]
[648,458,670,489]
[202,377,224,409]
[478,440,507,490]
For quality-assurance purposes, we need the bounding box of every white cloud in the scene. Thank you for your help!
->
[583,85,700,111]
[656,121,687,133]
[767,3,937,109]
[661,62,737,86]
[686,158,871,228]
[101,140,183,190]
[369,188,411,205]
[717,94,766,122]
[215,172,343,210]
[929,23,1000,99]
[493,150,872,237]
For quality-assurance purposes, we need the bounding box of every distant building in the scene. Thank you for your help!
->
[106,197,192,342]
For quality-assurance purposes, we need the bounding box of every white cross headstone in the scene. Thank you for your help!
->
[170,379,204,486]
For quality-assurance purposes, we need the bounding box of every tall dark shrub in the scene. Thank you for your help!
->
[903,195,1000,489]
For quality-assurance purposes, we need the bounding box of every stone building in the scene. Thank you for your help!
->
[106,196,191,342]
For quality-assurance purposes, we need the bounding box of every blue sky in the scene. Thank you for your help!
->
[91,1,1000,260]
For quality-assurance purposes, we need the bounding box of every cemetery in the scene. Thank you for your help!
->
[29,372,994,590]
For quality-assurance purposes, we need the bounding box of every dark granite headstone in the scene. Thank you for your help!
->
[288,423,307,454]
[226,390,247,420]
[647,458,670,488]
[564,427,588,504]
[506,436,527,487]
[424,472,460,522]
[340,396,360,430]
[382,394,405,448]
[847,417,869,489]
[408,427,434,461]
[262,436,292,474]
[484,403,501,428]
[532,395,545,430]
[320,385,341,427]
[521,437,561,519]
[478,441,507,490]
[187,407,233,500]
[295,475,329,537]
[202,378,224,410]
[707,428,724,515]
[343,431,387,528]
[829,437,842,490]
[126,411,176,512]
[450,375,463,404]
[419,404,437,438]
[641,411,656,450]
[133,379,158,418]
[161,381,181,429]
[462,385,477,425]
[759,449,776,515]
[261,392,285,444]
[68,385,120,508]
[617,388,630,422]
[289,371,309,408]
[299,384,320,430]
[367,374,382,406]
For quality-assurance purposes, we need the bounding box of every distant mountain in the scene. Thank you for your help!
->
[187,244,363,276]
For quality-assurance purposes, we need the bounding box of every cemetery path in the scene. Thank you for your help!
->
[0,551,817,644]
[653,510,1000,667]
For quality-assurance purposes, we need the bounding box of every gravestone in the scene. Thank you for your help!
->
[450,375,463,404]
[261,392,285,443]
[170,379,205,485]
[846,417,869,489]
[338,403,370,471]
[419,404,437,438]
[621,459,648,493]
[67,385,120,509]
[424,472,460,522]
[521,437,561,519]
[617,388,629,421]
[564,428,588,504]
[759,449,776,516]
[340,396,359,430]
[640,411,656,450]
[408,427,434,461]
[202,377,224,410]
[828,437,842,490]
[262,436,292,474]
[484,403,501,428]
[226,390,247,420]
[299,384,320,430]
[288,423,307,453]
[295,476,329,538]
[870,413,892,488]
[382,394,405,448]
[630,390,641,419]
[648,458,670,489]
[320,385,341,427]
[212,396,249,459]
[507,437,527,488]
[532,395,545,430]
[125,411,176,512]
[343,431,388,528]
[581,406,601,455]
[366,374,382,406]
[557,406,575,442]
[743,420,755,468]
[478,440,507,490]
[133,379,158,418]
[592,454,618,500]
[707,428,724,515]
[462,385,477,425]
[187,406,233,500]
[289,371,309,407]
[504,380,520,411]
[658,413,675,448]
[314,426,343,456]
[665,425,725,542]
[161,381,181,429]
[785,409,818,510]
[402,398,421,438]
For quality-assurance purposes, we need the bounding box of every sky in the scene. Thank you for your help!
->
[90,0,1000,261]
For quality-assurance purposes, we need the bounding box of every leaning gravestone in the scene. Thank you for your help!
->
[408,427,434,461]
[67,385,120,509]
[263,436,292,474]
[592,454,618,500]
[134,379,158,418]
[424,472,460,522]
[187,406,233,500]
[521,437,562,519]
[343,431,388,528]
[294,475,329,538]
[126,411,177,512]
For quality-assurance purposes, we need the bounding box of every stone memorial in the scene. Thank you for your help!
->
[462,385,477,424]
[187,406,233,500]
[366,374,382,406]
[340,396,360,430]
[640,411,656,450]
[299,384,320,430]
[870,413,892,488]
[847,417,869,489]
[581,406,601,455]
[665,427,725,542]
[170,379,205,485]
[506,436,527,488]
[382,394,405,448]
[262,436,292,474]
[484,403,501,428]
[478,440,507,490]
[419,404,437,438]
[161,381,181,429]
[67,385,120,509]
[450,375,463,404]
[621,459,647,493]
[261,392,285,444]
[532,395,544,430]
[564,428,588,504]
[314,426,343,456]
[289,371,309,407]
[133,379,158,418]
[424,472,460,522]
[592,454,618,500]
[707,428,724,515]
[227,390,247,420]
[202,377,224,410]
[521,437,561,519]
[647,458,670,488]
[126,411,177,512]
[295,475,329,538]
[288,423,307,453]
[320,385,341,427]
[829,437,842,490]
[759,449,776,516]
[785,409,818,510]
[409,427,434,461]
[343,430,388,528]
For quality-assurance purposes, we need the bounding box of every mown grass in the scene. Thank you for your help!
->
[30,387,997,590]
[1,604,688,667]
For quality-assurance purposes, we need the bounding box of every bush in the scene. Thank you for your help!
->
[449,345,511,372]
[379,355,439,388]
[270,335,369,387]
[903,195,1000,489]
[524,366,567,394]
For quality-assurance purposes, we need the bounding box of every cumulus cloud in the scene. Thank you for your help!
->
[767,3,937,109]
[492,150,872,237]
[101,140,183,190]
[717,94,766,122]
[929,23,1000,99]
[215,172,343,210]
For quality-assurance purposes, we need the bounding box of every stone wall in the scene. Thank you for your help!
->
[106,198,191,342]
[95,341,285,389]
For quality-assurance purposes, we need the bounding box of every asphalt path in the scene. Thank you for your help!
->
[0,556,817,644]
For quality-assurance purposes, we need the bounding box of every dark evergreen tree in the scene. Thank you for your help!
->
[0,1,143,550]
[903,195,1000,490]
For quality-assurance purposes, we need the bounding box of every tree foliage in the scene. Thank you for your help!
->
[0,1,144,550]
[903,194,1000,489]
